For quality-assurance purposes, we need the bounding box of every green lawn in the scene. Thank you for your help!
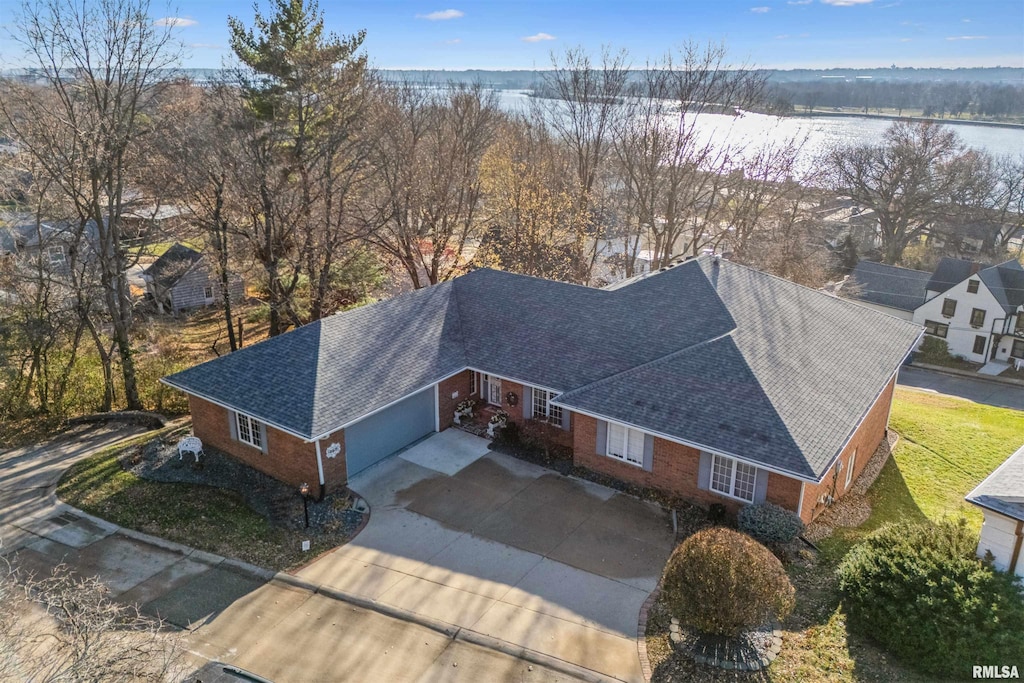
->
[821,387,1024,561]
[57,431,339,571]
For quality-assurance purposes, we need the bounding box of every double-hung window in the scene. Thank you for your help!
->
[970,308,986,328]
[709,454,757,502]
[236,412,263,449]
[47,245,65,264]
[531,387,563,423]
[941,298,957,317]
[606,422,644,467]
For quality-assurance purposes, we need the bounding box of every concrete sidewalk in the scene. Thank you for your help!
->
[0,426,598,682]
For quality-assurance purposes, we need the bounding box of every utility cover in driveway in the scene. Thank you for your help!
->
[345,386,436,476]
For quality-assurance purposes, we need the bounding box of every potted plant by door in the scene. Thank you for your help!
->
[453,399,476,425]
[487,410,509,437]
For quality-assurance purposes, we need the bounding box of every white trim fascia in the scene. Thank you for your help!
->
[797,482,805,519]
[310,366,469,441]
[562,403,819,483]
[161,379,313,442]
[314,439,325,486]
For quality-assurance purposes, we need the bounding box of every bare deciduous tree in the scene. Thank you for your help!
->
[0,562,184,681]
[0,0,182,410]
[824,120,981,265]
[366,82,501,288]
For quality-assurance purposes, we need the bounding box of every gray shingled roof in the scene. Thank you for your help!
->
[966,444,1024,522]
[164,282,466,438]
[164,257,922,480]
[846,261,930,312]
[978,260,1024,315]
[925,257,977,293]
[145,244,203,290]
[557,260,922,479]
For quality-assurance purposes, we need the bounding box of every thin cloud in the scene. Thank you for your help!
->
[946,35,988,40]
[188,43,222,49]
[776,34,791,39]
[521,32,556,43]
[153,16,197,27]
[787,0,813,4]
[443,38,462,44]
[962,18,972,22]
[416,9,464,20]
[900,38,913,42]
[751,6,771,13]
[820,0,874,5]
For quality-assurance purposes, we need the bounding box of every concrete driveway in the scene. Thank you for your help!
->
[298,430,675,683]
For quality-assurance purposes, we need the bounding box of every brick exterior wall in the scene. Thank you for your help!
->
[799,374,896,523]
[316,430,348,493]
[188,395,323,490]
[475,374,574,448]
[437,370,474,431]
[571,373,898,523]
[573,414,745,516]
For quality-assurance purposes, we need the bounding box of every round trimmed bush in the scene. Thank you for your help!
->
[662,527,795,638]
[738,502,805,545]
[836,519,1024,679]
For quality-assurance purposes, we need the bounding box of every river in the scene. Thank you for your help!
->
[491,89,1024,170]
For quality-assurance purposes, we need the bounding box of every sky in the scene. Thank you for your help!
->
[1,0,1022,71]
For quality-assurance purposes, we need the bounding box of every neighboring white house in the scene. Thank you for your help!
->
[966,444,1024,578]
[842,257,1024,366]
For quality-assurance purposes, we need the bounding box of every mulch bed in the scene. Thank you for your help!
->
[122,432,367,537]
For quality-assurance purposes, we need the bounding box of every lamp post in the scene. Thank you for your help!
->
[299,482,311,528]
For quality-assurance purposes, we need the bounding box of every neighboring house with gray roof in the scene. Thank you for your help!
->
[164,256,922,523]
[912,258,1024,367]
[843,261,930,320]
[839,257,1024,367]
[142,243,243,314]
[966,444,1024,578]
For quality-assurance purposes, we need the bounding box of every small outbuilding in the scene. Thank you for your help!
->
[966,444,1024,577]
[143,243,243,314]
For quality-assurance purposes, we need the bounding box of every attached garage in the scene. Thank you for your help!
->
[344,386,437,476]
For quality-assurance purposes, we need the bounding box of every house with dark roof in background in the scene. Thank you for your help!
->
[143,243,244,314]
[966,443,1024,578]
[842,257,1024,371]
[163,256,922,524]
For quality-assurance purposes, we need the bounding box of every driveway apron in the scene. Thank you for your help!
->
[298,430,674,683]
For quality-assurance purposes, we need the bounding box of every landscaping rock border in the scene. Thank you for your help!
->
[669,617,782,672]
[123,432,367,537]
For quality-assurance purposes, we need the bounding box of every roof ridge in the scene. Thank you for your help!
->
[856,261,933,275]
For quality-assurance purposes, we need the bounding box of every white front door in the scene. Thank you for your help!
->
[486,375,502,406]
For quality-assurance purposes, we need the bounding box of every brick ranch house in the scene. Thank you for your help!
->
[163,256,922,524]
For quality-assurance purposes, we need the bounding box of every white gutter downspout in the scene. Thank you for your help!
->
[314,438,326,493]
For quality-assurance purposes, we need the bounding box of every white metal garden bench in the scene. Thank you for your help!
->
[177,435,205,463]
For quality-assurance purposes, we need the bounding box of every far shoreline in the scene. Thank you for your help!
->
[790,110,1024,130]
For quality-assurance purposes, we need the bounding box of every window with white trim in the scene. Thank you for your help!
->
[236,412,263,449]
[845,448,856,489]
[204,285,214,299]
[606,422,644,466]
[709,454,756,502]
[531,387,563,423]
[47,245,65,264]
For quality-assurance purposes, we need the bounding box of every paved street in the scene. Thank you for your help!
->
[898,366,1024,411]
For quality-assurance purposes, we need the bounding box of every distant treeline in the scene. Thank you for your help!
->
[769,79,1024,118]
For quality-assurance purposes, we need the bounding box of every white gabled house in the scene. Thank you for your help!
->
[844,257,1024,367]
